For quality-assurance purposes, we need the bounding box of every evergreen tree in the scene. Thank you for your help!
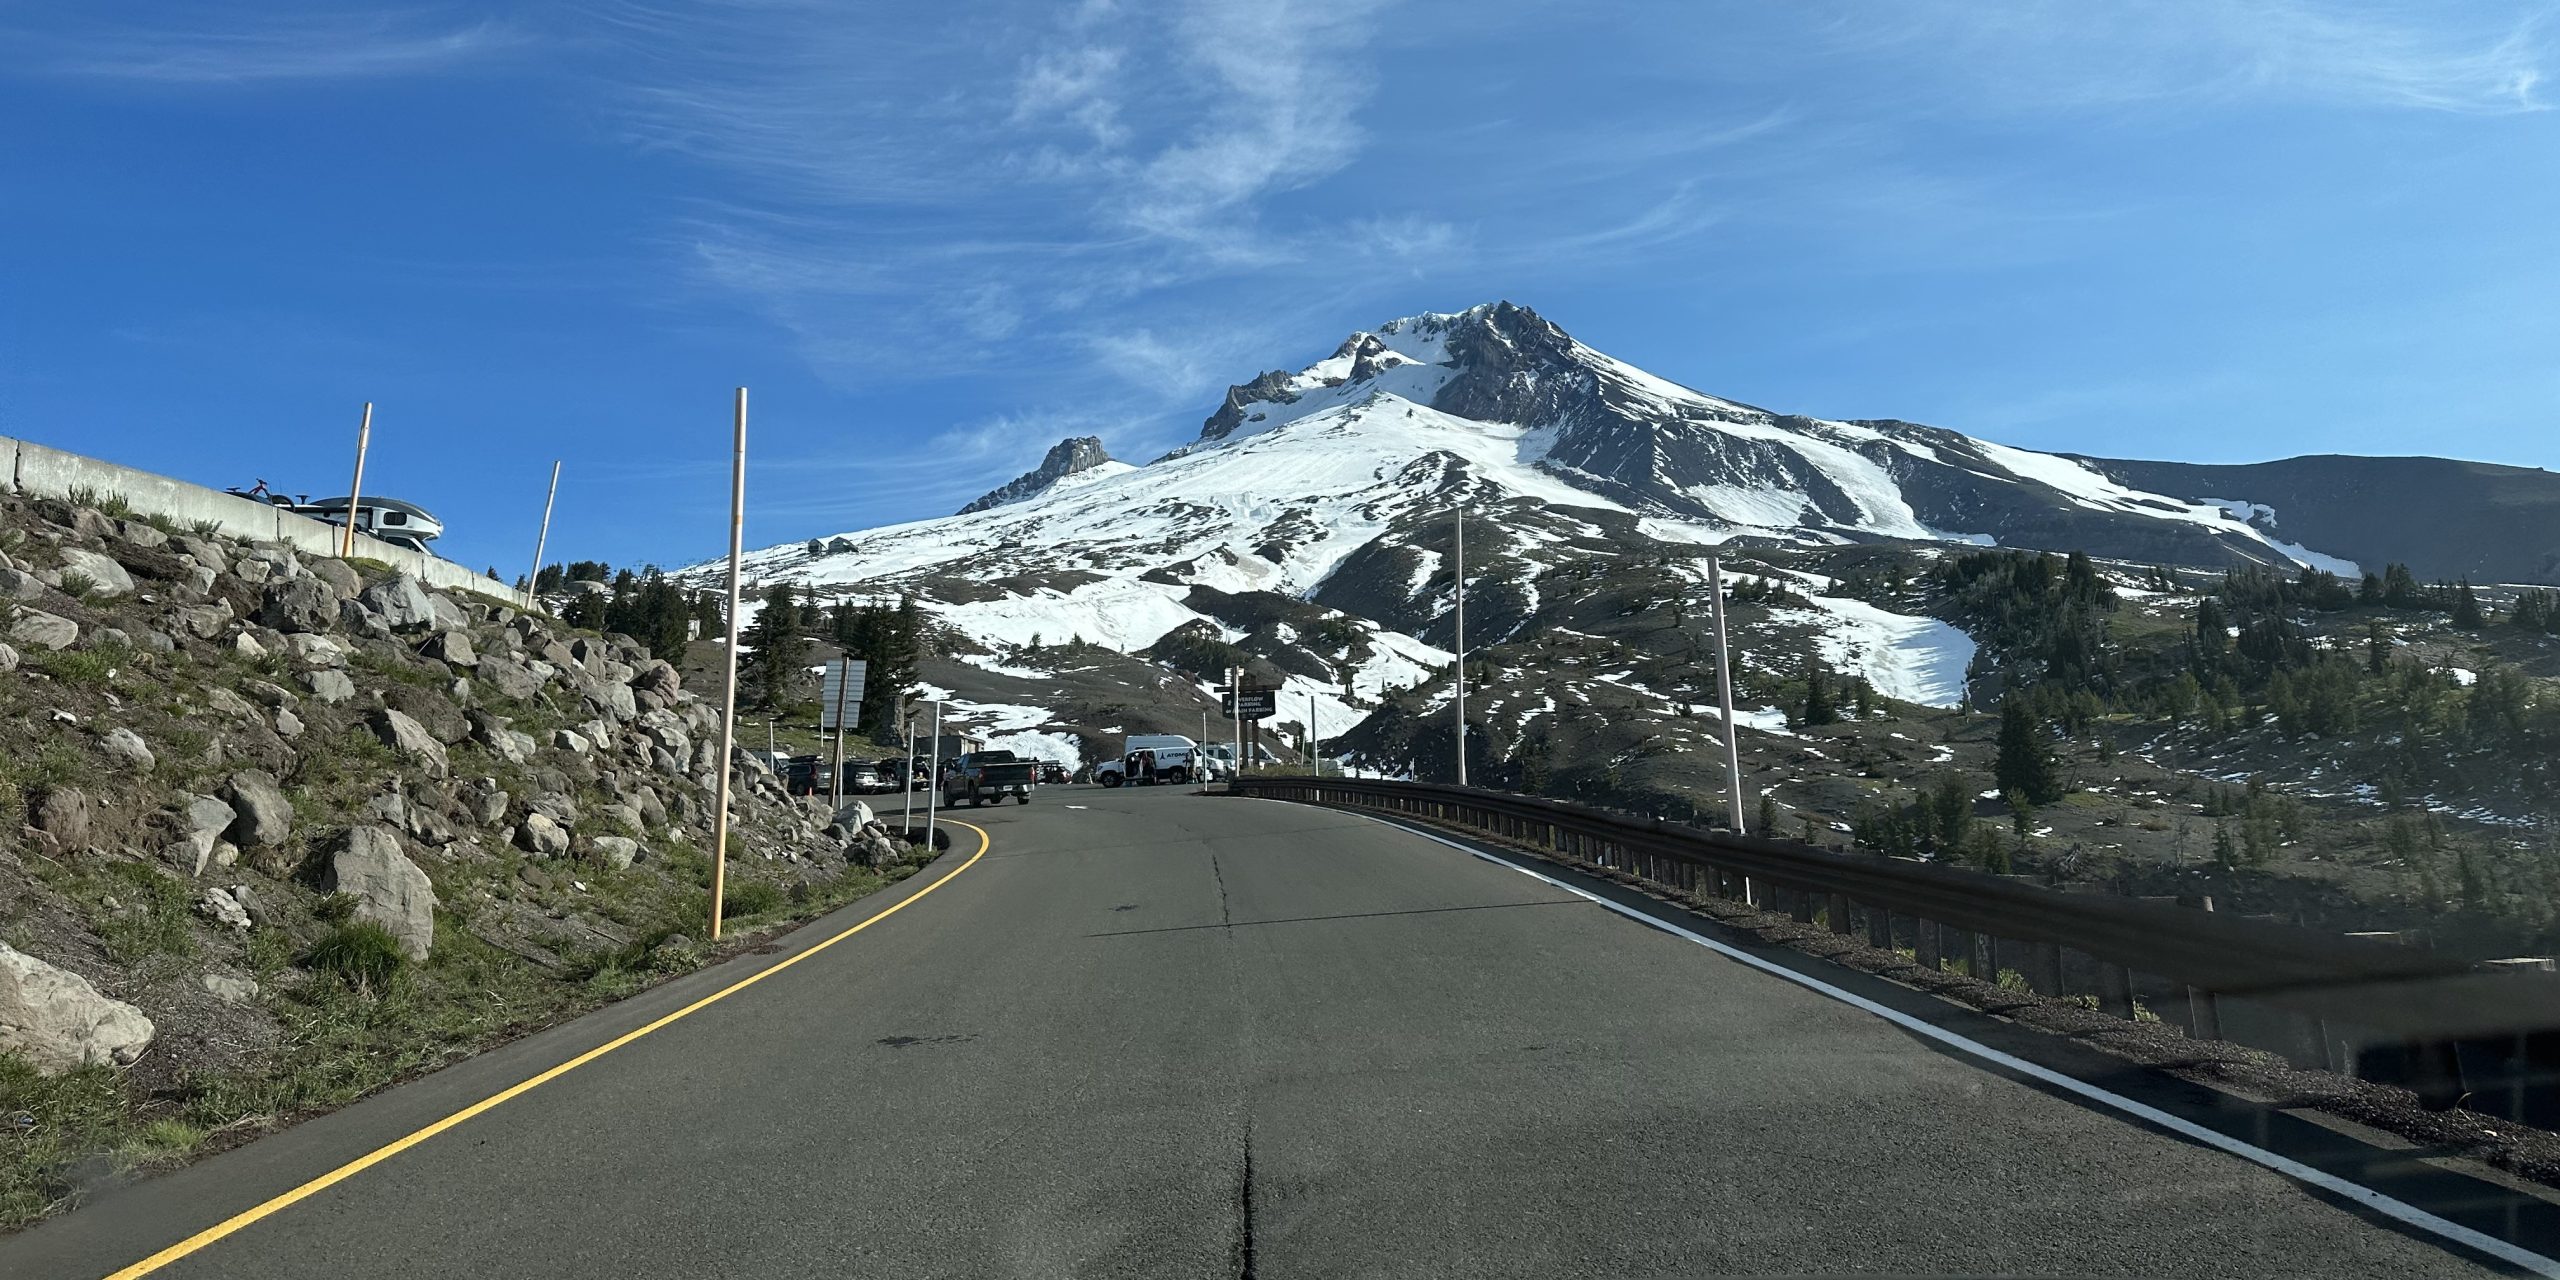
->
[534,563,566,594]
[563,589,606,631]
[2213,819,2237,869]
[1757,791,1778,835]
[2366,619,2390,675]
[1801,665,1838,727]
[2452,578,2485,629]
[1994,698,2063,804]
[740,583,808,710]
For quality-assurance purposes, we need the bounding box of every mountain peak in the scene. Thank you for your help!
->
[956,436,1120,515]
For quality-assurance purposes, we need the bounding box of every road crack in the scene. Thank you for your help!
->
[1231,1116,1258,1279]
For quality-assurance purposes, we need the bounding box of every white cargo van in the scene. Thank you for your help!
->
[1093,734,1218,786]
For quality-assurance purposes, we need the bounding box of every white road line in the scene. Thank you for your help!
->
[1306,802,2560,1278]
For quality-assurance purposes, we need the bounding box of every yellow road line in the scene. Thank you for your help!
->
[104,822,992,1280]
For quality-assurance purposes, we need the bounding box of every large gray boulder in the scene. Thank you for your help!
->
[589,836,640,870]
[31,788,91,844]
[421,629,477,670]
[56,547,135,598]
[0,642,18,673]
[173,599,235,639]
[308,557,361,600]
[475,653,543,701]
[223,770,293,847]
[516,811,571,857]
[581,677,637,724]
[322,827,438,960]
[178,794,236,875]
[360,574,438,631]
[284,632,347,666]
[302,668,356,704]
[427,593,470,633]
[366,708,450,777]
[99,726,155,773]
[0,943,154,1073]
[10,609,78,651]
[258,576,337,634]
[630,660,681,709]
[0,567,44,600]
[171,535,231,575]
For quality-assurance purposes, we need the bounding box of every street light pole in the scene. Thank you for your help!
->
[1453,510,1467,786]
[1710,555,1746,835]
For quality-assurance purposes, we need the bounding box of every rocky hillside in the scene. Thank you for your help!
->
[956,436,1128,515]
[0,488,919,1228]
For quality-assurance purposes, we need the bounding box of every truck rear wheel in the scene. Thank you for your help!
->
[1014,793,1029,805]
[1164,767,1189,785]
[1099,773,1122,788]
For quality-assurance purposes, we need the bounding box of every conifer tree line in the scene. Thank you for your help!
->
[736,581,924,740]
[517,561,723,663]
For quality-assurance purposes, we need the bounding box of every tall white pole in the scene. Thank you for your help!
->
[1710,555,1746,835]
[1231,665,1244,786]
[901,714,915,831]
[1453,510,1467,786]
[708,389,747,941]
[926,699,943,851]
[340,402,373,557]
[527,459,561,594]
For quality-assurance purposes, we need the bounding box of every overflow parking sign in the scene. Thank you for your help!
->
[1218,684,1276,721]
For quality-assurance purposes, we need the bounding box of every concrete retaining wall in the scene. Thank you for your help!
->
[4,433,537,610]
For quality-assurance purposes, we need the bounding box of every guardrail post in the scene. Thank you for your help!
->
[2187,988,2222,1041]
[2096,961,2136,1019]
[1791,891,1814,924]
[1915,919,1941,971]
[1941,926,1974,978]
[2028,940,2064,996]
[1866,903,1891,950]
[1827,893,1852,936]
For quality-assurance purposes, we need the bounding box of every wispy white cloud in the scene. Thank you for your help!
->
[1828,0,2553,116]
[29,11,526,84]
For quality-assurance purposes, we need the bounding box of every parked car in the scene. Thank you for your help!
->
[878,757,932,790]
[942,750,1036,807]
[841,761,886,794]
[1037,761,1071,785]
[1095,743,1213,787]
[782,755,824,796]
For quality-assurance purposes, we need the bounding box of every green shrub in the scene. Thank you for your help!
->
[28,646,118,688]
[187,518,223,538]
[138,512,180,536]
[55,571,96,601]
[305,920,406,989]
[721,880,785,919]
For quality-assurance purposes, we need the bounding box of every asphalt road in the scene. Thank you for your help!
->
[2,786,2530,1278]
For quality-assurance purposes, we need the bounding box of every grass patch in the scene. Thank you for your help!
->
[55,571,97,602]
[187,518,223,539]
[137,512,181,537]
[64,487,133,519]
[720,879,786,920]
[93,863,197,967]
[26,645,125,688]
[346,645,438,689]
[304,921,406,991]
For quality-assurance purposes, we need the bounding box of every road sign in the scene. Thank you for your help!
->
[820,659,868,731]
[1220,686,1277,721]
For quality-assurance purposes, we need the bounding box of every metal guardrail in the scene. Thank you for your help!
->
[1234,776,2560,1121]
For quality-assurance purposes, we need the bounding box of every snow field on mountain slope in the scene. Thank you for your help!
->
[1771,595,1975,708]
[1971,442,2360,575]
[912,684,1086,767]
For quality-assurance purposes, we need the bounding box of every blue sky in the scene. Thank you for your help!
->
[4,1,2555,575]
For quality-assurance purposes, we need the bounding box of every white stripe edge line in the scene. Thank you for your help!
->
[1283,800,2560,1278]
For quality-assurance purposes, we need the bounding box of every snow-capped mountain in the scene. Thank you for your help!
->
[687,301,2438,773]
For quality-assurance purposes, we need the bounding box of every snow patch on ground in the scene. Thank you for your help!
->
[1773,596,1975,708]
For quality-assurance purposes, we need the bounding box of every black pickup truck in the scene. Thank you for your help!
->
[943,750,1036,807]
